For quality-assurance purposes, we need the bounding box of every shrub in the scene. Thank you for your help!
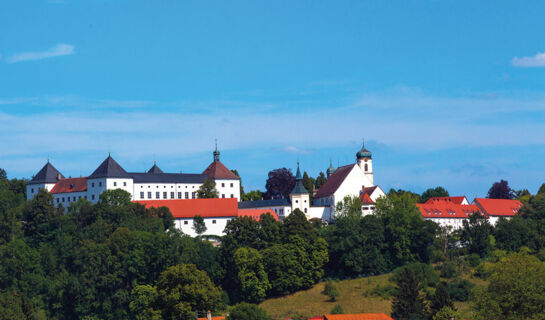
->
[465,253,481,268]
[440,262,457,278]
[330,304,343,315]
[322,282,339,301]
[392,262,439,288]
[227,303,271,320]
[447,279,475,301]
[369,284,397,299]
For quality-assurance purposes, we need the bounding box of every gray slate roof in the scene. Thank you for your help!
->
[89,156,129,179]
[129,172,207,184]
[238,199,290,209]
[147,164,164,174]
[29,162,65,184]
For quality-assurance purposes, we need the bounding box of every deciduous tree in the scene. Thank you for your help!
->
[263,168,295,200]
[197,178,219,198]
[487,179,514,199]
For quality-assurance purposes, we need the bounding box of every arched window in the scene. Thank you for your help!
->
[364,163,368,172]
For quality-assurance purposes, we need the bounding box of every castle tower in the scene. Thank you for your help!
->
[356,140,373,185]
[290,162,310,217]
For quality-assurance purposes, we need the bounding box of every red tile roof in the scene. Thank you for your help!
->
[202,161,239,180]
[417,202,482,219]
[473,198,522,217]
[314,164,354,198]
[360,193,375,205]
[197,317,225,320]
[323,313,393,320]
[50,177,88,194]
[238,208,279,221]
[425,196,468,205]
[136,198,238,219]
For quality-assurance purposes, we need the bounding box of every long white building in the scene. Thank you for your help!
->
[26,147,241,206]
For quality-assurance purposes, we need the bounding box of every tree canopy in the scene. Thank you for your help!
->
[197,178,219,198]
[487,179,514,199]
[263,168,295,200]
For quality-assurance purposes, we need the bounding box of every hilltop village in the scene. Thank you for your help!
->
[26,143,522,237]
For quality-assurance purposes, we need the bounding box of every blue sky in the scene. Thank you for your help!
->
[1,0,545,198]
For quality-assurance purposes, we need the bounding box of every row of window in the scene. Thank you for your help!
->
[56,194,96,204]
[182,219,217,225]
[140,185,196,189]
[138,191,235,200]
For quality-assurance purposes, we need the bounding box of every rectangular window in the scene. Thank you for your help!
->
[91,195,95,200]
[222,183,225,187]
[57,198,60,203]
[170,192,174,199]
[114,182,117,187]
[185,192,189,199]
[31,188,34,193]
[212,220,216,224]
[230,183,233,187]
[62,197,65,202]
[123,182,127,186]
[156,192,160,199]
[92,182,95,187]
[178,192,182,199]
[99,182,102,187]
[192,192,196,199]
[222,194,225,198]
[147,192,152,199]
[140,192,144,199]
[84,196,87,200]
[184,221,188,225]
[231,194,234,198]
[163,192,167,199]
[73,196,76,201]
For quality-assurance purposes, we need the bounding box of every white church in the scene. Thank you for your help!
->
[239,142,385,222]
[26,147,241,206]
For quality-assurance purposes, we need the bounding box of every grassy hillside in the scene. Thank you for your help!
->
[260,272,484,320]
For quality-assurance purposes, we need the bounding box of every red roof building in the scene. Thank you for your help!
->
[238,208,279,221]
[136,198,239,219]
[323,313,393,320]
[202,161,240,180]
[473,198,522,218]
[417,199,483,230]
[50,177,88,194]
[425,196,469,205]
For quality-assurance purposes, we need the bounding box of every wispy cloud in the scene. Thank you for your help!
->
[6,43,75,63]
[512,52,545,67]
[282,146,312,155]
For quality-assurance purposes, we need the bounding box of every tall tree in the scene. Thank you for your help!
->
[155,264,222,320]
[263,168,295,200]
[233,247,270,303]
[193,215,207,235]
[302,172,315,200]
[538,183,545,196]
[420,186,450,203]
[242,190,262,202]
[197,178,219,198]
[0,168,6,180]
[21,189,59,243]
[430,282,454,317]
[388,188,421,203]
[391,267,429,320]
[487,179,514,199]
[314,172,327,190]
[460,213,493,257]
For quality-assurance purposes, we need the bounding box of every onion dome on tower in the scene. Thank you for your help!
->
[356,140,372,160]
[326,158,335,177]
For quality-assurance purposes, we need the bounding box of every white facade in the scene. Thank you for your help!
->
[174,217,233,237]
[215,179,241,200]
[26,183,56,199]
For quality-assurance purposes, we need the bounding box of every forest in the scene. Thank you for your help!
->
[1,168,545,320]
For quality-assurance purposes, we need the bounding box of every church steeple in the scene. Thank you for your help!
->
[356,139,372,160]
[291,162,308,195]
[327,158,335,177]
[213,139,220,162]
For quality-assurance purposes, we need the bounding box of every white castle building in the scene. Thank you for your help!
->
[26,147,241,206]
[239,142,385,222]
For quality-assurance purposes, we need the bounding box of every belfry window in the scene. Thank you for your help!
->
[364,164,368,172]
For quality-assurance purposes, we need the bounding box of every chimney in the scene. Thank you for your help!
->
[57,173,62,181]
[207,310,212,320]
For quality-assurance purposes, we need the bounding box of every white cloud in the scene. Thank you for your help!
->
[512,52,545,67]
[6,43,75,63]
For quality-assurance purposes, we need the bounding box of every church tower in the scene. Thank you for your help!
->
[290,162,310,217]
[356,140,373,185]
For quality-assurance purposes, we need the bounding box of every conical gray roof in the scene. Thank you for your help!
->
[147,163,164,174]
[29,162,64,184]
[89,155,128,179]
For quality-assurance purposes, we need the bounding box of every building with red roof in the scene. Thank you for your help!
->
[323,313,393,320]
[473,198,523,225]
[417,197,482,230]
[49,177,89,205]
[137,198,279,237]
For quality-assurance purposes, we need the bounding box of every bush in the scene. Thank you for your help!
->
[537,248,545,262]
[392,262,439,288]
[473,261,493,279]
[465,253,481,268]
[227,303,271,320]
[440,262,457,278]
[369,284,397,299]
[330,304,343,315]
[447,279,475,302]
[322,281,339,301]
